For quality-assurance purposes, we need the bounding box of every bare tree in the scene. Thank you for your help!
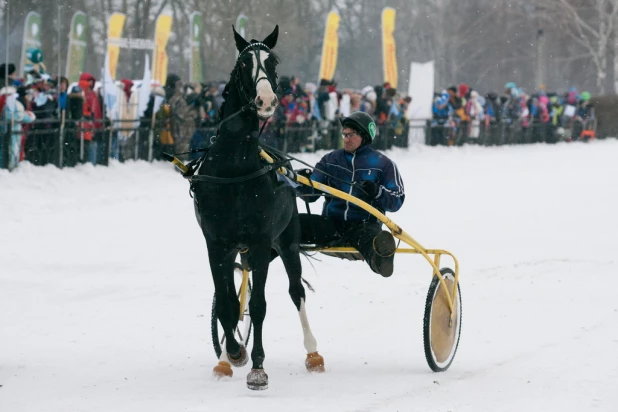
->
[2,0,615,95]
[535,0,618,94]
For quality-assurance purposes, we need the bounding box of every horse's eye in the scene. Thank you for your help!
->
[241,62,246,69]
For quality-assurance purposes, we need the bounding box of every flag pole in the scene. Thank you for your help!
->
[4,0,10,170]
[4,0,9,82]
[7,0,15,170]
[57,5,65,168]
[147,100,155,161]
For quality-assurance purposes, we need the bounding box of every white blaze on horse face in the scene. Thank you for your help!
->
[251,50,277,119]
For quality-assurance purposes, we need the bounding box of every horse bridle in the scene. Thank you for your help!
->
[235,42,278,107]
[187,43,280,186]
[202,43,275,132]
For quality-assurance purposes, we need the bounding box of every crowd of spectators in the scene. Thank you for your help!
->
[0,55,600,171]
[430,82,596,146]
[259,76,412,153]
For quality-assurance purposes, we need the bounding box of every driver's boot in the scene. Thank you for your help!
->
[369,230,396,277]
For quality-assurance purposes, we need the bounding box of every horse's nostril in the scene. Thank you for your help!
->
[272,97,279,107]
[256,97,264,108]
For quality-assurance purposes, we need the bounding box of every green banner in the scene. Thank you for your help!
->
[66,11,88,83]
[236,13,248,38]
[235,14,248,58]
[190,12,203,84]
[20,11,42,75]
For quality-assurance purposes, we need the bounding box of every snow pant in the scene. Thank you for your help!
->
[8,132,21,169]
[25,129,55,166]
[297,214,385,273]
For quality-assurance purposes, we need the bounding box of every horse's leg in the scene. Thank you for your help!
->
[208,243,246,378]
[245,243,271,390]
[277,218,325,373]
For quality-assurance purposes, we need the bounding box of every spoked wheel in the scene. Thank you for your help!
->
[423,267,462,372]
[211,263,253,359]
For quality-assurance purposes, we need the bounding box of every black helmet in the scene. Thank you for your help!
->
[339,111,377,143]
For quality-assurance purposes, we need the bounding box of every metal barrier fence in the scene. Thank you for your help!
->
[0,117,599,170]
[427,118,597,146]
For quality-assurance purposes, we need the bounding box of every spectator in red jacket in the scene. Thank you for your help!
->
[78,72,103,164]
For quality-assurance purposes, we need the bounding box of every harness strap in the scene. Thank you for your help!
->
[189,158,289,185]
[190,165,274,184]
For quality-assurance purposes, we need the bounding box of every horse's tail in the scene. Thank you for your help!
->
[300,249,318,293]
[301,277,315,293]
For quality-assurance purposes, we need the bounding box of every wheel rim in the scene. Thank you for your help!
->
[429,273,460,367]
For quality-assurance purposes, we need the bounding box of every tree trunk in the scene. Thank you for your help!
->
[598,51,607,95]
[614,12,618,93]
[607,25,615,94]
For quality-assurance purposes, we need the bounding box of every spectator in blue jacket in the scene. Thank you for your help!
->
[297,111,405,277]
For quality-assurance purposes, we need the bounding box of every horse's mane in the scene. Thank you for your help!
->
[218,82,231,120]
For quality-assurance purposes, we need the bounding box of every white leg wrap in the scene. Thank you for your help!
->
[299,298,318,353]
[219,350,230,362]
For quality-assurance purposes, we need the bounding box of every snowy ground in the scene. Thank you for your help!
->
[1,140,617,411]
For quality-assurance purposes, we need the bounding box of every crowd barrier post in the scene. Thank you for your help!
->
[135,129,140,160]
[79,123,84,162]
[147,108,156,162]
[1,126,8,170]
[58,111,66,168]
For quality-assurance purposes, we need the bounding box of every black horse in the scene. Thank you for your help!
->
[191,26,324,390]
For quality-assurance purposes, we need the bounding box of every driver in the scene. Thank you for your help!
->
[297,111,405,277]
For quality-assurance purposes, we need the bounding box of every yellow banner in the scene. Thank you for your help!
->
[107,12,126,80]
[318,11,340,82]
[152,14,173,85]
[382,7,398,88]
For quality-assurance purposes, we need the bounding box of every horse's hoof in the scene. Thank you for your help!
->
[305,351,325,373]
[213,361,233,379]
[247,368,268,390]
[228,344,249,367]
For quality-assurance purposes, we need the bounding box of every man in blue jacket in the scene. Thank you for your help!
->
[298,111,405,277]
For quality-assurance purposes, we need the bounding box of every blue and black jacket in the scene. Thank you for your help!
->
[299,145,405,223]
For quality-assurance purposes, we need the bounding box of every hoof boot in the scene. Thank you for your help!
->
[247,368,268,390]
[305,351,325,372]
[213,361,233,379]
[228,345,248,367]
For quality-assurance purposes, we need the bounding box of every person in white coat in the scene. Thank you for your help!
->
[466,90,485,139]
[1,84,36,169]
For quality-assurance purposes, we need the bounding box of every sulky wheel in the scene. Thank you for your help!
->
[211,263,253,359]
[423,267,462,372]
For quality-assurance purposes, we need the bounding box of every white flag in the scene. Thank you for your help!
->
[138,54,152,117]
[407,61,435,120]
[103,52,118,120]
[153,95,164,115]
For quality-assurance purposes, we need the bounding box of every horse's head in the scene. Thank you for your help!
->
[232,25,280,120]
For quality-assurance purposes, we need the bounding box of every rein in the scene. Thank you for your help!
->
[258,143,371,196]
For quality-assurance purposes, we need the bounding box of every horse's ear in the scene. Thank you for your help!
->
[233,25,250,53]
[262,25,279,50]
